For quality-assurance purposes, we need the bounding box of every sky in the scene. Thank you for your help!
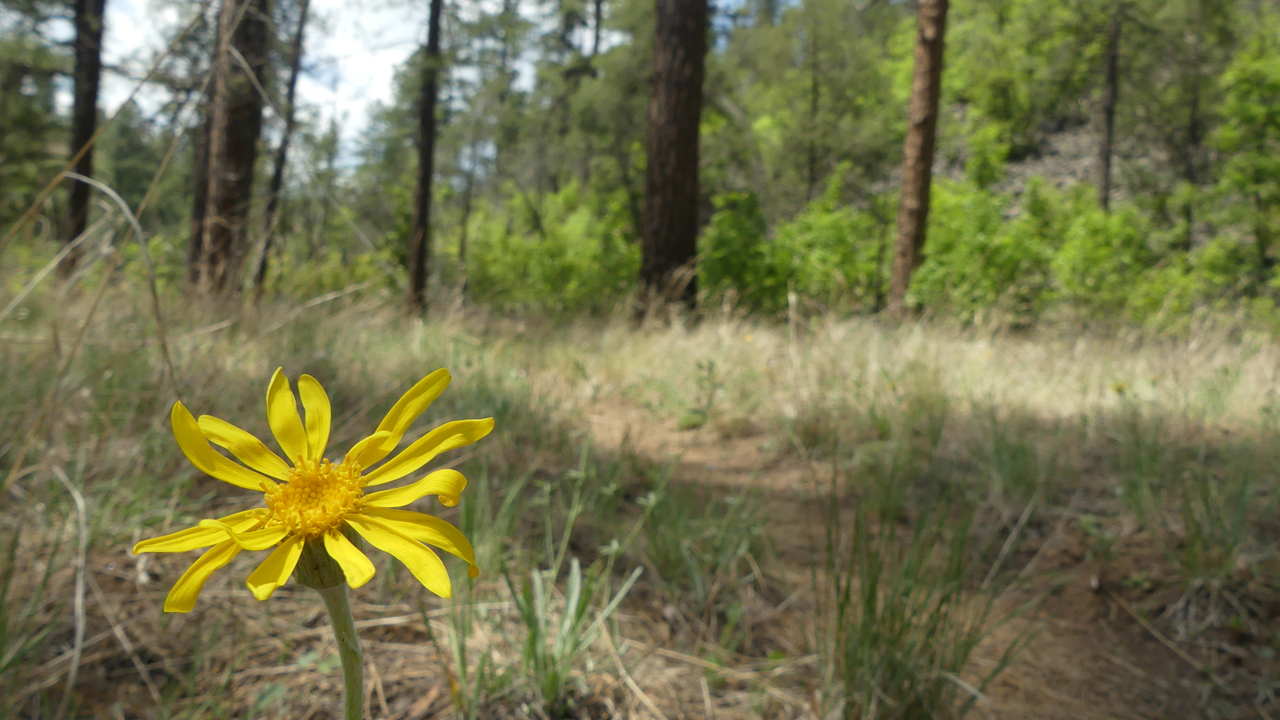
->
[94,0,747,159]
[100,0,429,152]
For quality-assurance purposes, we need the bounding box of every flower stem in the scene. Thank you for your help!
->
[317,584,363,720]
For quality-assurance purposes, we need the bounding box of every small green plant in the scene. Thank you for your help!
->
[1078,515,1116,562]
[642,479,770,648]
[509,558,642,718]
[432,575,509,720]
[0,525,63,712]
[679,359,723,431]
[819,473,1028,719]
[507,457,646,719]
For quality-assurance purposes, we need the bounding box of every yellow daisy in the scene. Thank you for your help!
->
[134,368,493,612]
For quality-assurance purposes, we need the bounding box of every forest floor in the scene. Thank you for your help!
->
[582,397,1222,720]
[2,298,1277,720]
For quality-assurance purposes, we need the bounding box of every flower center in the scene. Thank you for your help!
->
[264,458,366,538]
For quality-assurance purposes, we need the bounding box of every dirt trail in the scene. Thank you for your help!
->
[583,398,1214,720]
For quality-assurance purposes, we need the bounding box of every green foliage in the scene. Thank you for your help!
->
[466,183,639,314]
[909,179,1071,321]
[700,173,891,314]
[1052,201,1154,312]
[822,490,1026,720]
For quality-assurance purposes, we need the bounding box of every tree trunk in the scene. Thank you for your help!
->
[1098,4,1120,211]
[806,14,820,201]
[458,159,475,301]
[887,0,949,316]
[62,0,107,275]
[190,0,271,293]
[592,0,604,57]
[640,0,709,313]
[254,0,312,298]
[408,0,445,312]
[1182,6,1203,253]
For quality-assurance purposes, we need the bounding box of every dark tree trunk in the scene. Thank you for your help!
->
[1182,14,1203,253]
[458,159,475,301]
[888,0,949,316]
[254,0,312,298]
[1098,4,1121,211]
[190,0,271,292]
[408,0,445,312]
[806,15,820,201]
[62,0,107,274]
[640,0,709,313]
[592,0,604,57]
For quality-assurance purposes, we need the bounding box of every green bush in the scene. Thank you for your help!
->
[910,179,1066,322]
[466,182,638,314]
[1051,200,1153,313]
[700,174,891,314]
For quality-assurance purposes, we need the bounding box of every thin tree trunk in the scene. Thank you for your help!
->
[592,0,604,57]
[1098,3,1120,211]
[408,0,445,312]
[190,0,270,292]
[254,0,312,298]
[887,0,949,316]
[1254,194,1273,274]
[806,15,820,201]
[458,161,475,301]
[1182,8,1203,253]
[640,0,709,313]
[62,0,107,275]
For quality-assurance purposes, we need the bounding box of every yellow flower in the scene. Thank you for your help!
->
[134,368,492,613]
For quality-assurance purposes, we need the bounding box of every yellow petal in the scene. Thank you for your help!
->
[172,403,276,491]
[198,520,289,551]
[346,515,451,597]
[198,415,291,480]
[324,529,376,588]
[361,418,494,487]
[298,375,332,462]
[364,469,468,509]
[134,510,264,554]
[355,369,451,467]
[345,431,391,466]
[361,508,479,578]
[163,540,241,613]
[245,534,305,601]
[266,368,309,464]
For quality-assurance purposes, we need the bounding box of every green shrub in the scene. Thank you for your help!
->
[910,179,1065,322]
[700,174,891,314]
[1051,201,1153,312]
[467,182,638,314]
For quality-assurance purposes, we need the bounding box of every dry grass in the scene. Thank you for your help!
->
[1,272,1278,719]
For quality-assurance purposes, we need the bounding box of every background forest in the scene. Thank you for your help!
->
[3,2,1280,720]
[3,0,1279,327]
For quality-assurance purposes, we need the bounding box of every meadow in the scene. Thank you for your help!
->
[1,277,1276,719]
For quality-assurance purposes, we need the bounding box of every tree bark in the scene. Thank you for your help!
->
[408,0,445,312]
[806,14,820,201]
[1098,4,1120,211]
[189,0,271,293]
[592,0,604,57]
[254,0,312,298]
[1182,2,1203,253]
[62,0,107,275]
[887,0,949,316]
[640,0,709,313]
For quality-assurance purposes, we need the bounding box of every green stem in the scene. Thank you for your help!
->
[317,584,363,720]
